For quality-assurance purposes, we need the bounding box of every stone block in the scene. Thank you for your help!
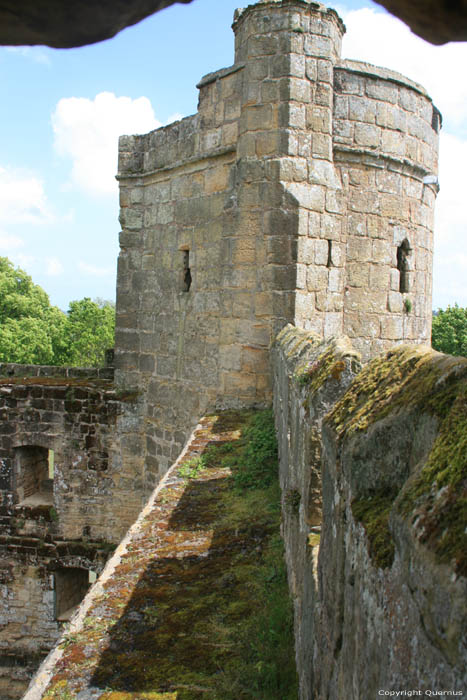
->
[312,133,332,159]
[349,96,376,123]
[333,94,348,119]
[344,312,380,339]
[381,130,405,157]
[372,239,392,265]
[303,34,332,58]
[305,57,317,81]
[323,312,343,338]
[315,239,329,265]
[387,291,403,312]
[297,237,314,265]
[266,236,292,265]
[219,345,242,371]
[328,268,342,292]
[222,121,239,147]
[334,69,365,96]
[306,266,329,292]
[223,371,257,398]
[347,262,370,288]
[288,103,306,129]
[243,103,274,132]
[347,237,371,262]
[241,346,269,373]
[255,291,273,317]
[369,264,391,291]
[232,238,256,264]
[306,106,331,134]
[288,182,325,212]
[380,316,403,340]
[287,77,311,103]
[232,291,254,317]
[365,80,398,104]
[354,123,380,148]
[261,79,280,103]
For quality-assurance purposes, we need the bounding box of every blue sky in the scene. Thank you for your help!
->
[0,0,465,311]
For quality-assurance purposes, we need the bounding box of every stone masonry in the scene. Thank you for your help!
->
[116,0,440,494]
[1,2,448,697]
[0,363,143,699]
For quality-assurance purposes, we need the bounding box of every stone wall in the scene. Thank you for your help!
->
[0,364,143,699]
[115,0,439,498]
[273,325,467,699]
[334,59,438,358]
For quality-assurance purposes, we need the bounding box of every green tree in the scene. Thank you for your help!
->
[63,297,115,367]
[0,257,66,364]
[432,304,467,357]
[0,257,115,367]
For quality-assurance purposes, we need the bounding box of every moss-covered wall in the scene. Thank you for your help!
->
[273,326,467,699]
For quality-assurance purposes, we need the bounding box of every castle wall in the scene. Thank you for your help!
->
[0,364,135,542]
[333,59,438,358]
[0,364,136,697]
[273,325,467,699]
[115,0,439,491]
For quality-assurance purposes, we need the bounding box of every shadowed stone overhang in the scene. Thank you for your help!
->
[0,0,466,48]
[0,0,195,48]
[374,0,467,45]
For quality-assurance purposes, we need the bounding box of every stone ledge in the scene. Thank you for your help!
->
[337,58,430,98]
[196,62,245,89]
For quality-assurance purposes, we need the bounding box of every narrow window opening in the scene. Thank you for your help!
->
[54,568,91,622]
[397,239,411,293]
[431,106,442,134]
[326,240,333,268]
[15,446,53,506]
[182,250,192,292]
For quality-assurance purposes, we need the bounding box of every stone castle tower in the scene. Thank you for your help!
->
[115,0,439,483]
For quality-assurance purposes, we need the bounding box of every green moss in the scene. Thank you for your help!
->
[331,346,466,575]
[43,409,298,699]
[352,491,397,570]
[294,343,360,395]
[398,385,467,576]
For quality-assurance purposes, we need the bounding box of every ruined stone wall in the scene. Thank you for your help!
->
[0,364,136,542]
[0,364,142,698]
[273,325,467,699]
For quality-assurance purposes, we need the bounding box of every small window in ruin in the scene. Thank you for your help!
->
[397,239,411,294]
[54,568,91,622]
[182,249,192,292]
[15,446,54,506]
[326,240,333,268]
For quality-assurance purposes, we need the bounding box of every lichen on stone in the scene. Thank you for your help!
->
[329,345,467,574]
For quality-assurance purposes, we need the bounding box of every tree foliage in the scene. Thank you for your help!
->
[0,257,115,367]
[432,305,467,358]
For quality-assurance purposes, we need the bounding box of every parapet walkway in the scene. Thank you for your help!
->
[24,411,290,700]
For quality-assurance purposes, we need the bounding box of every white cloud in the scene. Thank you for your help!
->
[5,46,51,66]
[0,166,53,225]
[46,257,64,276]
[78,261,114,277]
[341,5,467,307]
[341,7,467,130]
[52,92,160,197]
[0,232,24,251]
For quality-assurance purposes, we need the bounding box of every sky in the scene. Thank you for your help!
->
[0,0,465,311]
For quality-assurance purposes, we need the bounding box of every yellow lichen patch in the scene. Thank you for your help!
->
[307,533,321,548]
